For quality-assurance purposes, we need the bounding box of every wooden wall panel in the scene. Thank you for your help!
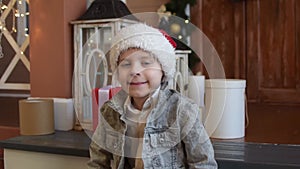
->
[246,0,260,102]
[297,0,300,99]
[126,0,169,13]
[247,0,300,103]
[190,0,246,79]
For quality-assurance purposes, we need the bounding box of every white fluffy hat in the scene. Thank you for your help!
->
[110,23,176,81]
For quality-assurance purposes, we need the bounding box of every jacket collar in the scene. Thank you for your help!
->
[108,88,174,117]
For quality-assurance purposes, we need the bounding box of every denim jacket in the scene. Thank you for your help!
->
[87,88,217,169]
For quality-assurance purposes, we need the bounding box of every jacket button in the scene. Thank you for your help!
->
[113,143,118,148]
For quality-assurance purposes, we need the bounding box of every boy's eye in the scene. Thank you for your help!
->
[141,58,155,65]
[142,61,152,65]
[119,61,131,67]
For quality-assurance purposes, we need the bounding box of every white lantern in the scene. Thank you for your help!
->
[71,0,137,130]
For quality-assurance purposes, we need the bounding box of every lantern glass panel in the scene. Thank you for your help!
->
[72,19,138,130]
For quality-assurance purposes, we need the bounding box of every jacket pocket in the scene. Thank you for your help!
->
[149,127,180,148]
[144,127,180,169]
[144,128,182,168]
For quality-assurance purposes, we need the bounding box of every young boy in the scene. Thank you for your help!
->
[88,23,217,169]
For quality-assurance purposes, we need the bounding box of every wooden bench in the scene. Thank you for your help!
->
[0,130,299,169]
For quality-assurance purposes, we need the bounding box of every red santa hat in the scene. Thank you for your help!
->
[110,23,177,81]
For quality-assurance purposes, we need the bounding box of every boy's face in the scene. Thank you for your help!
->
[117,48,163,100]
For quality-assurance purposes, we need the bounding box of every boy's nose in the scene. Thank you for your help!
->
[130,63,144,76]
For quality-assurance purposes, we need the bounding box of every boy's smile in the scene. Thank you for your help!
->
[128,81,147,85]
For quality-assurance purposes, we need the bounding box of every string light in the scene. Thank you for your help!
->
[1,4,7,10]
[0,1,29,34]
[0,0,30,59]
[24,27,28,36]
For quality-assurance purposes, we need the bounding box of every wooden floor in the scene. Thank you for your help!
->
[245,103,300,144]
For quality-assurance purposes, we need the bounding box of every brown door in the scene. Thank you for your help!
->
[247,0,300,104]
[192,0,300,105]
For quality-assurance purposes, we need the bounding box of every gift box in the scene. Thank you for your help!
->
[92,86,121,131]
